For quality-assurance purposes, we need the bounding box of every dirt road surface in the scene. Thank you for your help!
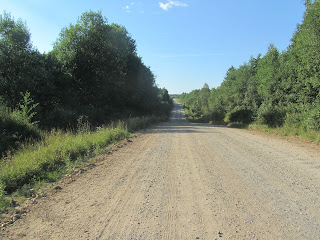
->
[2,100,320,239]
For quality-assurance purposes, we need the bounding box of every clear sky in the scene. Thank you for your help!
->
[1,0,306,94]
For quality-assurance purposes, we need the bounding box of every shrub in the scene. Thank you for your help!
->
[224,108,254,123]
[284,102,320,131]
[303,102,320,131]
[210,110,225,123]
[0,103,41,159]
[257,102,286,127]
[40,108,78,129]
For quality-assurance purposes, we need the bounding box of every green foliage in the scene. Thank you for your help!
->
[0,181,11,215]
[0,125,129,193]
[179,1,320,140]
[304,102,320,131]
[290,1,320,104]
[179,87,210,120]
[0,182,6,200]
[0,100,41,159]
[0,10,171,130]
[125,116,159,131]
[0,11,31,52]
[284,102,320,131]
[18,91,39,125]
[0,9,173,216]
[0,11,57,112]
[256,103,286,127]
[0,114,165,215]
[50,10,166,116]
[224,108,254,124]
[256,45,282,103]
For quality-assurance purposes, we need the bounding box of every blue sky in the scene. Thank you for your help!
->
[1,0,306,94]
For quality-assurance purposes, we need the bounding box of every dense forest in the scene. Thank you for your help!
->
[0,10,172,157]
[179,1,320,138]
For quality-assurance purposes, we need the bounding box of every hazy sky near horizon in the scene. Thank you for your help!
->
[1,0,306,94]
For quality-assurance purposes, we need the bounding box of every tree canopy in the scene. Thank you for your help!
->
[0,11,172,129]
[180,1,320,131]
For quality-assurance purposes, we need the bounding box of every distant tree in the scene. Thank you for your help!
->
[0,11,33,107]
[256,44,283,105]
[1,10,171,129]
[0,12,56,111]
[199,84,210,118]
[302,0,313,8]
[289,1,320,104]
[202,83,209,89]
[159,88,170,103]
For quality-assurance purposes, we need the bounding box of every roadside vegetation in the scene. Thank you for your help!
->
[0,116,163,215]
[0,10,172,216]
[179,1,320,143]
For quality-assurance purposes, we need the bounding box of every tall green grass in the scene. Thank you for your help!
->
[0,115,165,215]
[0,126,129,193]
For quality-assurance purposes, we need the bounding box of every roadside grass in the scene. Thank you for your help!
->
[248,123,320,143]
[184,113,320,143]
[0,115,165,216]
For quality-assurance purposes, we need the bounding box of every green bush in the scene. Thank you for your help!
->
[0,103,41,159]
[224,108,254,123]
[257,102,286,127]
[303,102,320,131]
[40,108,78,129]
[284,102,320,131]
[209,108,225,123]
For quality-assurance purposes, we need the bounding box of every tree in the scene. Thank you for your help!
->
[302,0,313,8]
[0,12,32,107]
[52,11,137,108]
[199,83,210,118]
[256,44,283,105]
[290,1,320,104]
[1,10,170,128]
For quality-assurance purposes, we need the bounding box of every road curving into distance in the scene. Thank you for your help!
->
[2,99,320,239]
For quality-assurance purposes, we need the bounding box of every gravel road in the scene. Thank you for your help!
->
[1,100,320,239]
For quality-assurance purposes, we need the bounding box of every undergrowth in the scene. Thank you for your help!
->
[0,99,41,159]
[248,123,320,143]
[185,111,320,143]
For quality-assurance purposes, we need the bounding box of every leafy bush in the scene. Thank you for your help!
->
[257,102,286,127]
[18,91,39,125]
[40,108,78,129]
[224,108,254,123]
[284,102,320,131]
[303,102,320,131]
[209,107,225,123]
[0,102,41,159]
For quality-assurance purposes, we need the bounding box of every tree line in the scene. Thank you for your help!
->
[179,1,320,133]
[0,10,172,129]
